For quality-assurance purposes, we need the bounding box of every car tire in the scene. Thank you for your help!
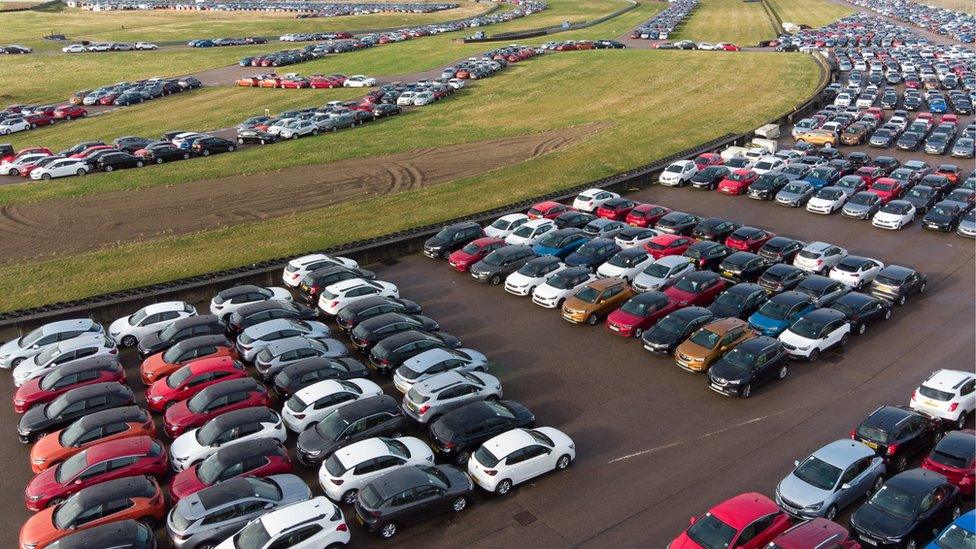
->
[42,173,51,180]
[741,384,752,398]
[182,153,190,160]
[120,335,137,347]
[155,157,163,164]
[870,475,884,495]
[807,349,819,362]
[451,496,468,513]
[824,505,837,521]
[49,498,64,507]
[556,298,565,309]
[104,165,113,172]
[906,539,917,549]
[490,274,502,286]
[291,133,298,140]
[379,522,398,539]
[454,450,471,465]
[895,455,908,472]
[897,294,906,306]
[777,365,788,379]
[839,334,849,347]
[495,479,512,495]
[634,328,643,339]
[202,149,210,156]
[390,430,403,438]
[556,454,572,470]
[136,161,144,168]
[586,313,599,325]
[857,323,866,335]
[918,282,926,294]
[342,489,358,505]
[956,411,969,430]
[9,169,18,176]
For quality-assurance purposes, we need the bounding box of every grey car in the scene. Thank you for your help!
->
[794,275,849,307]
[469,245,536,285]
[393,348,489,394]
[254,336,349,380]
[167,474,312,549]
[950,137,975,158]
[775,439,885,520]
[237,318,332,361]
[775,181,815,207]
[0,318,102,369]
[401,370,502,424]
[957,210,976,238]
[582,218,625,238]
[842,191,883,219]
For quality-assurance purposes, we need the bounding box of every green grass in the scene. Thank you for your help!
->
[765,0,853,28]
[673,0,776,45]
[920,0,974,14]
[0,50,822,311]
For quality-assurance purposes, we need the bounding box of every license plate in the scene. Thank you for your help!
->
[609,324,619,331]
[300,284,309,292]
[430,443,440,454]
[924,399,938,407]
[862,440,879,450]
[356,513,364,525]
[723,271,735,278]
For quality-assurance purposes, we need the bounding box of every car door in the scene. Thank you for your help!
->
[719,327,743,354]
[733,513,777,548]
[959,379,976,414]
[268,524,325,549]
[823,320,847,349]
[388,488,420,524]
[413,484,448,519]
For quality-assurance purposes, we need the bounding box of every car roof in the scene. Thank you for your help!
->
[259,497,338,535]
[72,405,146,431]
[812,439,876,467]
[886,468,948,495]
[266,336,320,355]
[86,435,153,463]
[483,428,538,457]
[369,466,433,498]
[137,301,186,315]
[52,333,108,352]
[406,348,456,367]
[72,475,157,508]
[294,379,349,402]
[234,300,293,317]
[216,285,265,299]
[46,356,120,377]
[702,317,745,333]
[327,278,372,292]
[772,291,811,306]
[60,381,130,403]
[210,406,277,430]
[212,437,280,465]
[879,264,915,278]
[170,315,220,329]
[656,255,693,267]
[37,318,96,336]
[864,405,918,429]
[708,492,778,529]
[522,218,553,228]
[802,241,832,252]
[585,277,626,290]
[771,518,849,548]
[726,283,763,296]
[244,318,299,337]
[923,369,973,392]
[197,377,261,399]
[334,437,395,467]
[185,476,262,516]
[798,275,836,290]
[934,430,976,460]
[174,334,229,349]
[335,395,397,419]
[802,308,845,323]
[46,520,150,549]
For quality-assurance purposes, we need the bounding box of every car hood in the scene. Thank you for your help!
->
[668,533,704,549]
[449,250,480,264]
[851,502,914,539]
[924,212,953,224]
[777,473,832,508]
[169,430,204,462]
[137,330,167,354]
[164,401,193,428]
[170,466,206,500]
[19,404,51,433]
[19,507,57,549]
[0,337,24,357]
[843,203,872,212]
[749,313,787,334]
[108,317,129,336]
[297,424,338,455]
[25,465,62,499]
[607,308,644,327]
[424,236,449,249]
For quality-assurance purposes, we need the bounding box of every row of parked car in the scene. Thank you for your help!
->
[91,0,455,15]
[848,0,975,43]
[629,0,697,41]
[236,73,377,88]
[61,41,158,53]
[0,44,32,54]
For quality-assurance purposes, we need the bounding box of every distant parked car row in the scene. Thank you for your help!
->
[630,0,698,40]
[0,44,32,54]
[62,41,157,53]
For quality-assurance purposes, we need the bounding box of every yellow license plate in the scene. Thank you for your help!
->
[862,440,879,450]
[723,271,735,278]
[356,513,364,525]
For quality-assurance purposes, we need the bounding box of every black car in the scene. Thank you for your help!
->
[226,300,317,334]
[872,156,901,175]
[423,221,485,259]
[919,174,953,196]
[654,211,701,236]
[903,185,939,214]
[683,240,731,271]
[847,151,872,168]
[111,136,152,153]
[296,395,406,465]
[690,166,730,190]
[923,200,966,231]
[47,519,155,549]
[178,76,202,89]
[708,283,768,319]
[236,129,279,145]
[553,210,595,230]
[794,275,849,307]
[18,382,134,443]
[924,132,952,155]
[428,400,535,465]
[849,469,961,548]
[692,217,741,242]
[137,315,224,358]
[594,39,626,49]
[96,151,144,172]
[271,357,369,398]
[470,245,537,285]
[869,265,926,306]
[297,265,376,304]
[757,263,808,294]
[828,291,892,335]
[706,336,788,398]
[367,330,463,375]
[59,140,105,156]
[757,237,805,264]
[747,172,789,200]
[191,136,236,156]
[113,93,144,106]
[868,128,896,148]
[355,465,474,539]
[350,312,440,352]
[718,251,767,283]
[335,296,422,333]
[372,103,402,118]
[140,142,190,163]
[896,131,924,151]
[641,306,715,355]
[853,405,943,473]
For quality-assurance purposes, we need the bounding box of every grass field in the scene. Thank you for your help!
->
[922,0,974,14]
[0,50,822,310]
[673,0,776,45]
[766,0,853,28]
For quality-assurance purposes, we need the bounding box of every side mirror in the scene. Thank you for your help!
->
[840,483,852,491]
[74,479,83,485]
[793,460,800,467]
[688,516,697,526]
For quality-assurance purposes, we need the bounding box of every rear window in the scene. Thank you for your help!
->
[856,423,890,443]
[919,385,954,401]
[473,445,500,467]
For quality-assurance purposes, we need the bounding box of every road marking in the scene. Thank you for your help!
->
[605,415,770,465]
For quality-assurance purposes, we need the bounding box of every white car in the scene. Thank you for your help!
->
[282,378,383,433]
[572,188,619,212]
[134,42,158,50]
[266,118,297,136]
[392,347,488,394]
[0,117,30,135]
[806,187,848,214]
[344,75,376,87]
[413,91,435,106]
[12,334,117,386]
[209,285,292,319]
[632,256,695,292]
[62,44,87,53]
[484,213,529,238]
[108,301,196,347]
[237,319,332,362]
[504,218,556,245]
[828,256,884,289]
[318,436,434,504]
[504,257,566,297]
[87,43,112,52]
[396,91,416,106]
[447,78,466,89]
[872,200,916,230]
[658,160,698,186]
[467,427,575,495]
[793,241,848,274]
[697,42,714,50]
[752,156,785,175]
[596,248,653,282]
[169,407,287,471]
[0,318,103,369]
[0,153,46,175]
[318,278,399,315]
[778,309,850,362]
[910,369,976,429]
[614,227,659,250]
[171,132,204,148]
[282,253,359,287]
[834,92,853,107]
[214,497,350,549]
[278,119,318,140]
[531,268,596,309]
[29,158,90,180]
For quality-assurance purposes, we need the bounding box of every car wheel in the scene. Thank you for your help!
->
[259,139,265,145]
[454,450,471,465]
[120,335,137,347]
[202,149,210,156]
[895,455,908,472]
[951,505,962,520]
[155,157,163,164]
[918,282,926,294]
[869,474,884,494]
[956,411,969,430]
[291,133,298,140]
[777,365,788,379]
[807,349,820,362]
[139,517,157,530]
[883,308,891,320]
[42,173,52,180]
[104,165,113,172]
[634,328,643,339]
[556,454,572,470]
[9,169,18,176]
[390,430,403,438]
[312,130,318,136]
[49,498,64,507]
[586,313,599,325]
[839,334,850,347]
[897,294,907,306]
[823,504,837,521]
[451,496,468,512]
[741,384,752,398]
[182,153,190,160]
[556,298,565,309]
[342,489,358,505]
[495,479,512,495]
[857,323,866,335]
[379,522,397,539]
[490,274,502,286]
[906,539,918,549]
[136,161,144,168]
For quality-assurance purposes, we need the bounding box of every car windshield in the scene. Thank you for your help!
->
[784,165,808,176]
[869,485,919,519]
[55,450,89,483]
[673,277,702,293]
[481,252,505,267]
[231,519,273,549]
[197,454,232,484]
[789,317,824,339]
[757,300,792,321]
[685,513,737,548]
[490,218,512,229]
[793,455,842,491]
[666,165,684,173]
[166,366,194,388]
[159,322,181,340]
[358,483,383,509]
[286,393,308,412]
[856,423,890,443]
[315,411,351,440]
[574,286,601,304]
[53,494,88,529]
[434,228,456,240]
[783,183,807,194]
[713,291,745,309]
[849,193,878,206]
[817,189,844,200]
[881,202,912,214]
[872,182,895,192]
[728,171,750,182]
[19,326,46,347]
[461,242,481,254]
[620,298,653,316]
[36,344,62,365]
[575,243,599,256]
[931,206,955,217]
[547,273,579,290]
[518,261,551,277]
[607,254,635,268]
[512,225,535,238]
[689,329,720,349]
[720,346,759,372]
[934,524,976,549]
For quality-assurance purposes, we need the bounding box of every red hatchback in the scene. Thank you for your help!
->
[163,377,270,438]
[527,201,570,220]
[595,198,639,221]
[447,237,506,272]
[145,356,247,413]
[921,429,975,496]
[24,113,55,127]
[13,357,124,414]
[663,270,727,307]
[3,146,53,163]
[725,227,775,252]
[605,291,679,338]
[23,436,167,511]
[70,145,115,159]
[767,518,859,548]
[717,169,758,195]
[669,492,791,549]
[644,235,695,259]
[855,166,884,185]
[52,105,87,120]
[625,203,671,227]
[694,153,723,170]
[169,437,292,501]
[867,178,904,203]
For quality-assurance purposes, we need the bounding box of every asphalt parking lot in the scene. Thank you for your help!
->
[1,179,973,547]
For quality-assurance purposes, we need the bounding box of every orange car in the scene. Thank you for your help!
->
[674,317,756,372]
[19,475,164,549]
[561,277,635,325]
[139,334,235,385]
[260,76,282,88]
[236,76,260,87]
[29,406,155,473]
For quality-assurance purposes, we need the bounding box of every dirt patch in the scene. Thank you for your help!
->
[0,123,606,264]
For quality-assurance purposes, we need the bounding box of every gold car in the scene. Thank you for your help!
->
[674,317,756,372]
[797,129,838,147]
[561,277,634,325]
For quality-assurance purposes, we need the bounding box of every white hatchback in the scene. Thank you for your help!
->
[572,188,619,212]
[282,253,359,287]
[108,301,196,347]
[467,427,575,495]
[778,309,850,362]
[484,213,529,238]
[631,256,695,293]
[30,158,90,180]
[169,407,286,471]
[504,218,556,246]
[658,160,698,186]
[504,257,566,297]
[911,369,976,429]
[318,436,434,504]
[12,334,118,386]
[318,278,399,315]
[214,497,350,549]
[596,248,653,282]
[828,256,884,289]
[282,378,383,433]
[531,268,596,309]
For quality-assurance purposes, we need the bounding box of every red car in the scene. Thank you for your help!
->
[98,94,119,106]
[23,113,54,127]
[625,203,671,227]
[13,357,124,414]
[719,43,741,51]
[865,107,883,121]
[725,226,775,252]
[717,169,758,195]
[169,437,292,501]
[855,166,884,185]
[447,237,506,272]
[766,518,859,548]
[163,377,270,437]
[70,145,115,159]
[693,153,723,171]
[644,234,695,259]
[605,291,679,338]
[527,201,571,220]
[921,429,975,496]
[669,492,792,549]
[2,146,53,163]
[936,164,961,186]
[867,177,904,203]
[595,198,639,221]
[23,436,167,511]
[144,356,247,413]
[309,77,342,89]
[279,78,309,89]
[663,270,728,307]
[52,105,87,120]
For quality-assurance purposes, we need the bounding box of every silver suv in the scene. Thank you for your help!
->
[402,371,502,424]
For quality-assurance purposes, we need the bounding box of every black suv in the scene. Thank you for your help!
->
[641,307,715,355]
[707,336,788,398]
[423,222,485,259]
[335,296,422,333]
[852,405,942,472]
[850,469,961,547]
[349,313,440,352]
[367,330,462,375]
[96,151,144,172]
[227,300,317,335]
[428,400,535,465]
[470,245,537,285]
[708,283,768,319]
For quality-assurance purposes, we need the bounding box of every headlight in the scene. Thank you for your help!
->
[305,449,323,457]
[31,457,45,464]
[725,379,742,385]
[803,502,823,510]
[27,494,42,501]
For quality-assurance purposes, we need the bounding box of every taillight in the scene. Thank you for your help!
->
[368,509,382,517]
[109,348,118,355]
[310,286,318,292]
[444,441,455,449]
[910,390,917,402]
[949,402,959,412]
[484,469,497,476]
[293,413,306,420]
[849,428,857,439]
[418,405,430,415]
[330,478,344,485]
[816,259,824,265]
[886,443,899,456]
[330,301,339,308]
[336,523,348,532]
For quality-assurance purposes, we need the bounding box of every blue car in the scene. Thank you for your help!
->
[564,238,620,270]
[747,291,816,336]
[803,166,841,190]
[532,228,589,259]
[929,100,949,114]
[926,510,974,549]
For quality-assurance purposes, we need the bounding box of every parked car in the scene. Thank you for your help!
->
[169,406,285,472]
[910,369,976,429]
[28,406,154,474]
[641,307,715,356]
[869,265,927,306]
[213,497,349,548]
[169,437,293,501]
[670,492,792,548]
[318,436,434,504]
[467,427,575,495]
[296,395,406,466]
[13,357,124,414]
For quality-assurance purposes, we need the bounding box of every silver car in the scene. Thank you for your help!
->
[0,318,103,369]
[793,241,848,274]
[632,256,695,293]
[401,370,501,424]
[957,210,975,238]
[775,439,885,520]
[841,191,883,220]
[775,181,815,207]
[237,319,332,362]
[167,474,311,549]
[254,336,348,380]
[392,348,488,394]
